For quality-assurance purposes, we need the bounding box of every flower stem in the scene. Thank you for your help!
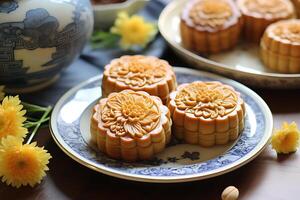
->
[22,102,49,112]
[26,106,52,144]
[24,117,50,128]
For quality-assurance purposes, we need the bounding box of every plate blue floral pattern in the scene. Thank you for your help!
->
[51,68,272,182]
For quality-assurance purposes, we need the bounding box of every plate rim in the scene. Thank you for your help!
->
[158,0,300,79]
[50,67,273,183]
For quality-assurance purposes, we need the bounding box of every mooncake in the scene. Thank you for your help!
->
[237,0,295,43]
[261,19,300,73]
[180,0,243,54]
[168,81,245,147]
[102,55,177,104]
[91,90,172,161]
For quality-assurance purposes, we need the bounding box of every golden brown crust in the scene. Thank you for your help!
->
[180,0,243,54]
[102,55,177,104]
[237,0,295,43]
[292,0,300,17]
[188,0,233,30]
[260,19,300,73]
[91,90,172,161]
[167,81,245,147]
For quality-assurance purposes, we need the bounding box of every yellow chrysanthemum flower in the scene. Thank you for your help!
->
[111,12,157,49]
[0,136,52,188]
[0,96,28,140]
[0,85,4,101]
[271,122,300,154]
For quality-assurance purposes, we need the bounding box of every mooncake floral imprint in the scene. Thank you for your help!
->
[91,90,172,161]
[102,55,177,104]
[174,82,238,119]
[168,81,245,147]
[101,91,161,138]
[189,0,233,28]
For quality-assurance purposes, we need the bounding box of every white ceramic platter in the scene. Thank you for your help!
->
[93,0,149,29]
[50,67,272,183]
[158,0,300,89]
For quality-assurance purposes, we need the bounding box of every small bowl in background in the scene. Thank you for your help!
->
[93,0,150,29]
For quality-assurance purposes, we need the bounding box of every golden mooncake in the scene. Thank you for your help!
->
[167,81,245,147]
[91,90,172,161]
[180,0,243,54]
[237,0,295,43]
[102,55,177,104]
[261,19,300,73]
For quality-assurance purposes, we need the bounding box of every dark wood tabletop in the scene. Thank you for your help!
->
[1,85,299,200]
[1,0,300,198]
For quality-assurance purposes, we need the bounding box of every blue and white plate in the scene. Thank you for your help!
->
[50,67,273,183]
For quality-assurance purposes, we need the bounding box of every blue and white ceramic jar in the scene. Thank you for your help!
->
[0,0,93,92]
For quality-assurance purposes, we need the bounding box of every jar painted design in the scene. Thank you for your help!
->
[0,0,94,92]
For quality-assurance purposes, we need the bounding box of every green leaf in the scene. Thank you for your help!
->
[22,102,49,112]
[90,31,120,49]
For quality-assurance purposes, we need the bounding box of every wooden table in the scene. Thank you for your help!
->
[1,86,299,200]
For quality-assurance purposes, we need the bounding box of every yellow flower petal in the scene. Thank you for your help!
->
[110,12,157,49]
[0,86,4,101]
[117,11,129,20]
[271,122,300,154]
[0,136,52,188]
[0,96,28,140]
